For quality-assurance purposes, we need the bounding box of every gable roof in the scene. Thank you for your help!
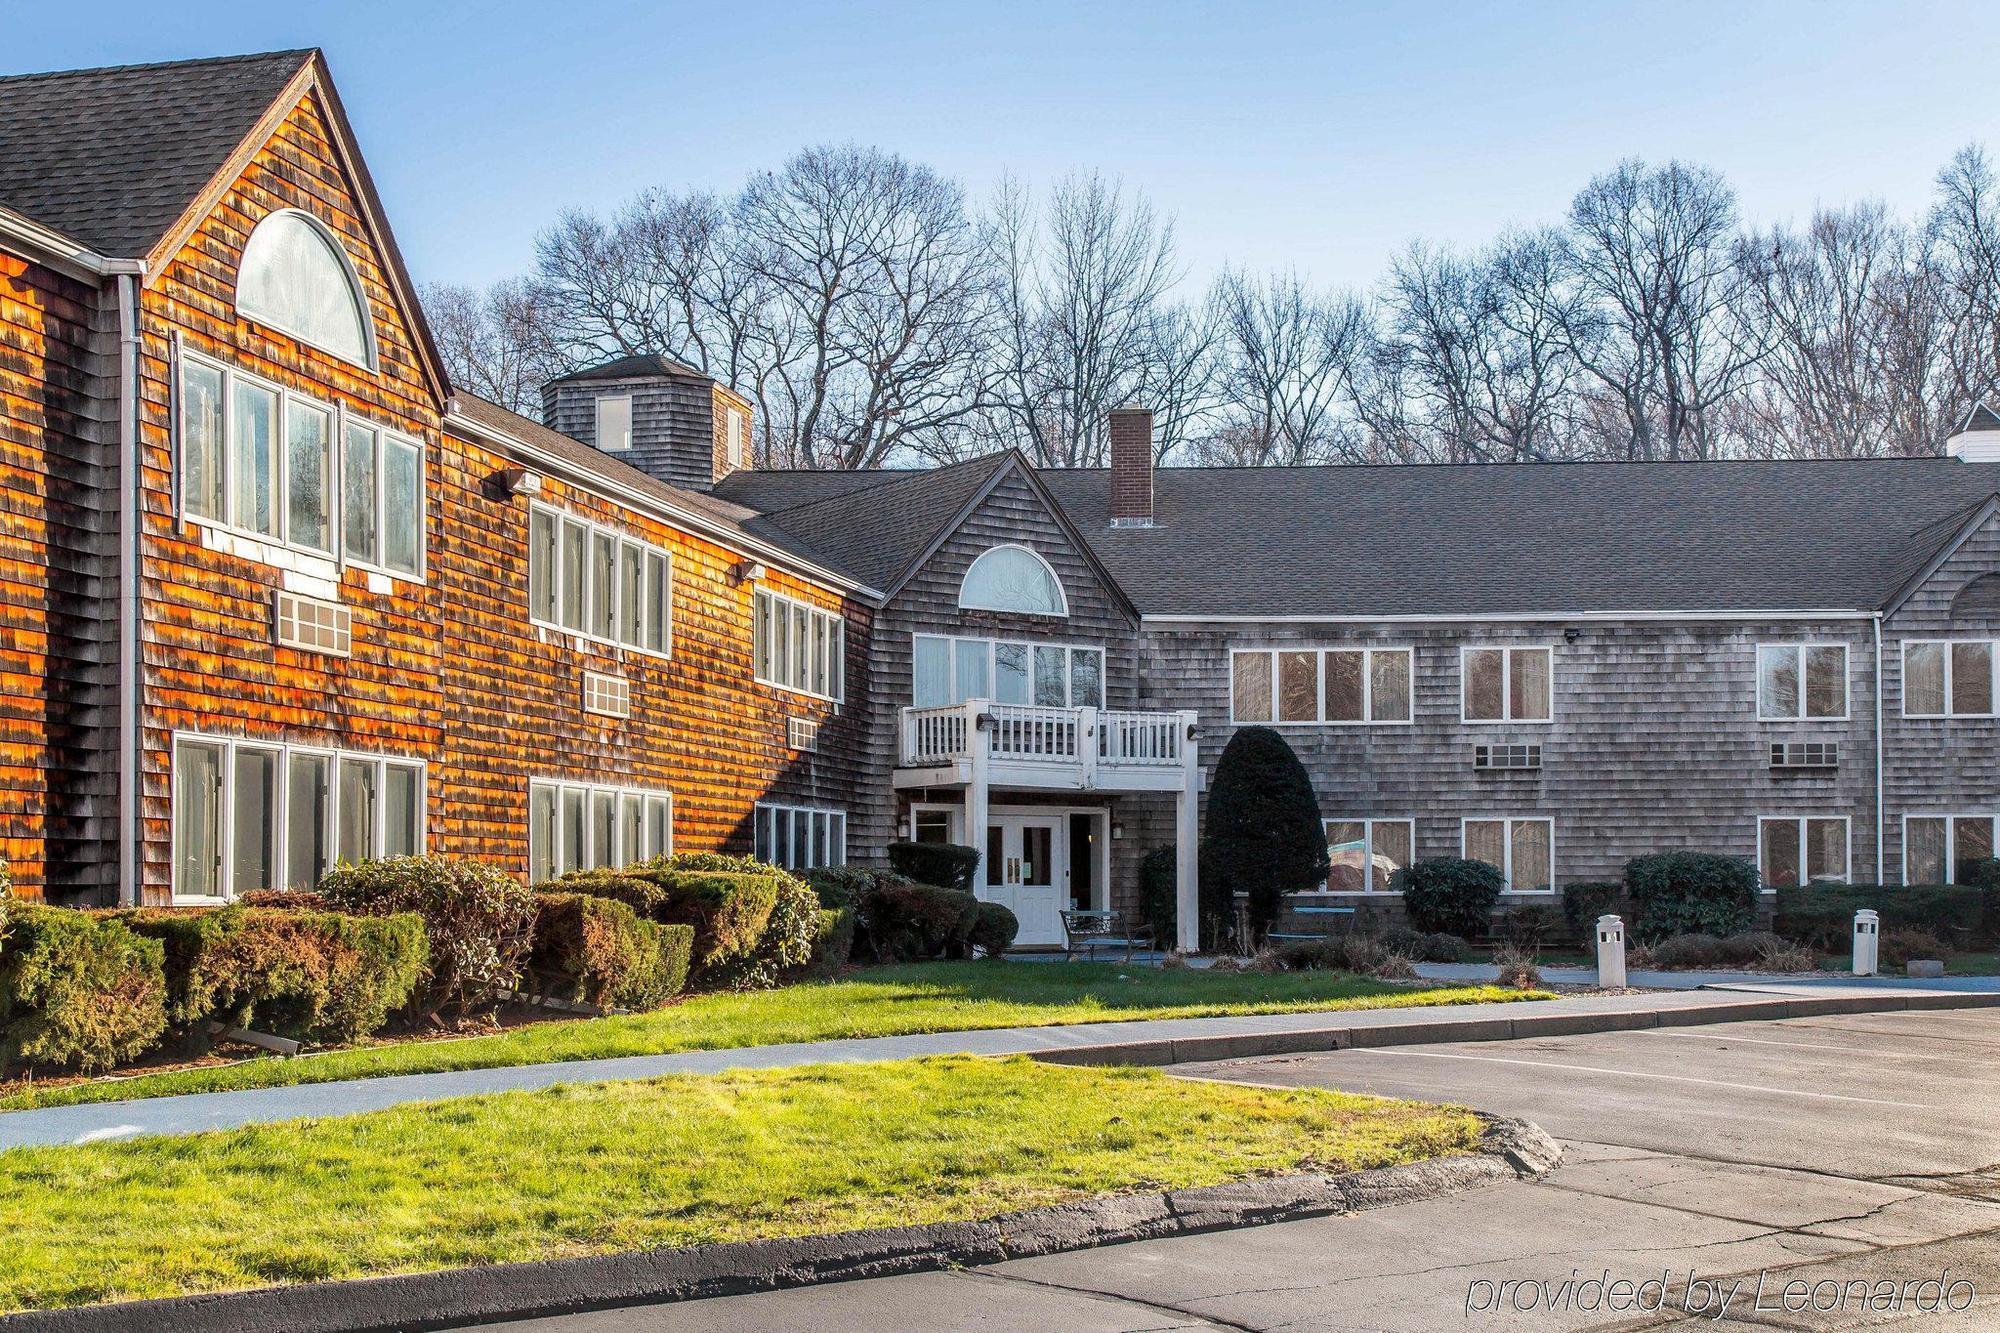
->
[1963,403,2000,433]
[0,50,312,258]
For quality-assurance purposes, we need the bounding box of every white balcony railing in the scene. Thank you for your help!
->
[900,700,1195,788]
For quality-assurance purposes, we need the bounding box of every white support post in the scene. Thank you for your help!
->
[1079,705,1099,789]
[1853,909,1879,977]
[965,699,990,896]
[1595,914,1627,989]
[1175,710,1200,953]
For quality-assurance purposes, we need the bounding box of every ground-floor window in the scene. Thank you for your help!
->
[755,803,846,871]
[1759,816,1850,888]
[1903,814,1995,885]
[909,806,959,844]
[1462,817,1554,892]
[528,780,672,882]
[1322,818,1413,893]
[172,733,423,901]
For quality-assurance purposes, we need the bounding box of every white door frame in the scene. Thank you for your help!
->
[987,803,1112,915]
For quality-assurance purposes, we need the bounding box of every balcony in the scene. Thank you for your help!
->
[896,701,1199,793]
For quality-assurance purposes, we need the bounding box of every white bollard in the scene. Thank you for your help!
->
[1596,914,1627,989]
[1853,909,1879,977]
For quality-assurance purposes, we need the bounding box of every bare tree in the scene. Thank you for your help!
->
[1203,268,1369,464]
[1929,145,2000,428]
[421,278,569,415]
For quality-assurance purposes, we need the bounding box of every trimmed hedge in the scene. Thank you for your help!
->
[120,906,426,1044]
[726,871,821,989]
[1201,727,1330,943]
[544,865,778,975]
[1396,859,1503,939]
[887,842,980,894]
[319,856,536,1018]
[807,907,856,977]
[0,905,167,1072]
[970,901,1020,958]
[1625,852,1758,941]
[1560,882,1625,941]
[527,893,690,1010]
[800,865,887,912]
[862,881,980,961]
[1773,883,1989,949]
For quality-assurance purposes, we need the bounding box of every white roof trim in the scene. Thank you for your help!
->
[0,205,134,280]
[1142,609,1878,626]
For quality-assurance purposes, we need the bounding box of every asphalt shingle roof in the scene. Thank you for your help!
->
[0,50,311,257]
[544,354,711,385]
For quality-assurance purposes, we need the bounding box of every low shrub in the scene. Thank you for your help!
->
[319,856,536,1019]
[724,871,821,989]
[0,905,167,1072]
[800,866,899,912]
[1397,859,1504,939]
[121,906,426,1044]
[887,841,981,894]
[1773,884,1986,949]
[1881,926,1954,968]
[1493,940,1541,990]
[861,881,980,961]
[646,871,781,975]
[544,858,790,986]
[1138,846,1178,946]
[1271,926,1465,973]
[1560,882,1625,941]
[527,893,690,1011]
[1630,930,1815,973]
[538,870,668,920]
[235,888,333,912]
[969,901,1019,957]
[1625,853,1758,941]
[1501,904,1562,948]
[806,908,855,977]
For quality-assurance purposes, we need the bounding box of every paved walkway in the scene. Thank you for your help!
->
[1413,960,2000,991]
[2,984,1992,1151]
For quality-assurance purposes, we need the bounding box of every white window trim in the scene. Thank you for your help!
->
[1460,816,1557,895]
[957,543,1071,617]
[1900,813,1998,886]
[907,802,964,843]
[528,499,674,660]
[1458,645,1555,725]
[1755,641,1850,722]
[1756,814,1853,892]
[528,777,672,879]
[1227,646,1416,726]
[1901,638,1999,719]
[754,586,845,702]
[914,632,1108,710]
[177,348,426,582]
[753,802,848,871]
[170,730,426,905]
[1312,817,1416,895]
[234,208,380,371]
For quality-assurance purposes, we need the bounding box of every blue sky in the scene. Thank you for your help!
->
[11,2,1998,294]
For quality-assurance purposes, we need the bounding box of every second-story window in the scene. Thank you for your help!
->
[755,588,844,701]
[180,352,422,576]
[913,634,1104,709]
[1758,643,1847,720]
[1461,646,1552,723]
[596,395,633,451]
[527,501,671,654]
[1904,639,1996,717]
[1230,647,1412,724]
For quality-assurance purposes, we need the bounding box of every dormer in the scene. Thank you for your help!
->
[1945,403,2000,461]
[540,355,753,490]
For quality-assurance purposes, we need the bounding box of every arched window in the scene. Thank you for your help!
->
[959,544,1068,616]
[1951,571,2000,620]
[235,210,375,367]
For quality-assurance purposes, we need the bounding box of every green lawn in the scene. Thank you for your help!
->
[0,1055,1480,1312]
[1818,951,2000,976]
[0,962,1541,1111]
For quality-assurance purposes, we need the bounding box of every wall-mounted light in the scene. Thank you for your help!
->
[731,559,768,585]
[497,466,543,497]
[1563,626,1582,643]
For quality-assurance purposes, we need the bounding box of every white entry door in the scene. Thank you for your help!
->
[983,814,1065,947]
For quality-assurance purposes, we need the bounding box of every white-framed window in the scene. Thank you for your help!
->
[1461,646,1553,723]
[595,395,633,452]
[527,779,672,883]
[235,209,376,369]
[912,633,1104,709]
[724,405,747,469]
[1902,814,1997,885]
[1758,816,1851,889]
[1903,639,1997,718]
[1229,647,1413,724]
[1757,643,1848,720]
[754,588,844,701]
[178,350,422,577]
[1462,817,1554,893]
[958,544,1068,616]
[171,733,423,902]
[1322,818,1414,894]
[754,803,846,871]
[527,501,672,656]
[908,803,962,844]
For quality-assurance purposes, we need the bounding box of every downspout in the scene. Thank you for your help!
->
[1873,613,1885,885]
[108,261,146,906]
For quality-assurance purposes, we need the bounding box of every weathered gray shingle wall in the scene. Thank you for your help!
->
[543,375,715,493]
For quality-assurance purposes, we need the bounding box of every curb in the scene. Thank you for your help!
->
[1027,989,2000,1068]
[0,1118,1561,1333]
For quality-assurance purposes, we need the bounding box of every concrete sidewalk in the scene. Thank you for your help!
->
[1414,960,2000,991]
[2,984,1994,1151]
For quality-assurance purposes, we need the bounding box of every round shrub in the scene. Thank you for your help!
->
[806,907,856,977]
[529,893,685,1010]
[0,905,167,1072]
[319,856,535,1019]
[887,841,981,894]
[1625,852,1758,942]
[720,870,821,990]
[1200,727,1330,946]
[1882,926,1954,968]
[801,865,898,912]
[862,882,980,961]
[969,901,1020,957]
[1396,859,1504,939]
[1560,882,1625,942]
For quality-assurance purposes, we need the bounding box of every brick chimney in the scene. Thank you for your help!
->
[1107,405,1155,527]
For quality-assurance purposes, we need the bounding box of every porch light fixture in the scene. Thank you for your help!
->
[1563,626,1582,643]
[497,466,542,497]
[731,559,768,585]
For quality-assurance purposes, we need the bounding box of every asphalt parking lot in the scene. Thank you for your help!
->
[490,1009,2000,1331]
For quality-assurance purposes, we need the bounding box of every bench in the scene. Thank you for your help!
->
[1265,904,1358,945]
[1061,909,1157,962]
